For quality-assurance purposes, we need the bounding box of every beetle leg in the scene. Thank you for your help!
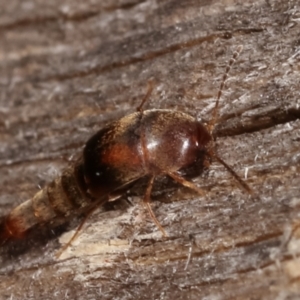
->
[143,175,167,237]
[168,172,206,197]
[136,80,154,113]
[55,203,99,258]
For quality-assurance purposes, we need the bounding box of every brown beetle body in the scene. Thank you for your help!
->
[0,109,212,240]
[0,46,251,255]
[84,109,211,199]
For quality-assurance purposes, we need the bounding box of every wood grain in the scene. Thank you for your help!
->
[0,0,300,299]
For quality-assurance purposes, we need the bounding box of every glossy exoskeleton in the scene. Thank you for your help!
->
[0,46,251,256]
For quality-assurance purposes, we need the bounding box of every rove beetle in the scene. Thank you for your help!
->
[0,46,251,257]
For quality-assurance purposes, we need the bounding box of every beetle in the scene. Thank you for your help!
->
[0,45,251,256]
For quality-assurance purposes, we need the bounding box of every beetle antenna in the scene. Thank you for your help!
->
[207,45,243,134]
[213,152,253,194]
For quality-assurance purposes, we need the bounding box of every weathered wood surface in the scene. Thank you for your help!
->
[0,0,300,299]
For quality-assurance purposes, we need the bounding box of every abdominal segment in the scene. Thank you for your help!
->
[0,163,94,241]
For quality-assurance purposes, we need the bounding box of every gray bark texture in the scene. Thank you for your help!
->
[0,0,300,299]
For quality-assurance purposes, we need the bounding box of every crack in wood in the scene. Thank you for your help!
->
[0,0,146,31]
